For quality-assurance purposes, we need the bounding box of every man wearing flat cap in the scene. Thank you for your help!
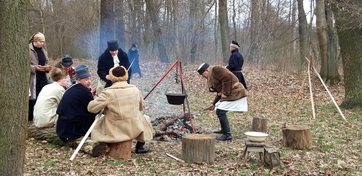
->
[97,40,132,88]
[197,63,248,141]
[56,64,96,142]
[227,40,247,90]
[55,54,76,84]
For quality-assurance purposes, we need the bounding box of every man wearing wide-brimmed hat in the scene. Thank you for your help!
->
[197,63,248,141]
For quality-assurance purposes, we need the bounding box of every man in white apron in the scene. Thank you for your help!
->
[197,63,247,141]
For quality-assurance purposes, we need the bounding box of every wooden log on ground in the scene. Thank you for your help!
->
[182,134,215,164]
[108,140,132,159]
[27,124,108,156]
[282,125,312,149]
[251,116,268,133]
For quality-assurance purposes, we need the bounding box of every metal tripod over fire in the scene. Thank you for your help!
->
[144,60,195,133]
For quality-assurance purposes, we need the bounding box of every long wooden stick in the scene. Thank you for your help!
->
[69,113,103,161]
[306,58,316,119]
[166,153,185,163]
[311,66,347,121]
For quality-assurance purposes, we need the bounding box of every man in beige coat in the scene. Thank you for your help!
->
[88,66,154,154]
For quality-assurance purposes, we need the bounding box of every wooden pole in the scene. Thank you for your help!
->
[311,66,347,121]
[69,114,103,161]
[306,58,316,119]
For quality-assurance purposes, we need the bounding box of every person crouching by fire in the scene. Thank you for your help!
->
[197,63,248,141]
[88,66,154,154]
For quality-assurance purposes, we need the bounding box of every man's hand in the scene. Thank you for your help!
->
[204,104,215,111]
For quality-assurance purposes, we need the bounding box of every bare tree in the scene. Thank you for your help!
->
[316,0,328,77]
[297,0,310,67]
[218,0,229,63]
[145,0,169,63]
[0,0,29,175]
[100,0,116,52]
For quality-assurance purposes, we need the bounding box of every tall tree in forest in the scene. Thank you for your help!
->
[316,0,328,77]
[145,0,169,63]
[297,0,309,67]
[0,0,29,175]
[316,0,340,83]
[249,0,262,63]
[115,0,126,49]
[218,0,229,63]
[333,0,362,108]
[189,0,199,63]
[100,0,116,52]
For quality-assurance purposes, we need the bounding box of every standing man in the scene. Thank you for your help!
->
[226,40,247,90]
[197,63,247,141]
[97,40,131,88]
[56,64,96,142]
[128,44,142,77]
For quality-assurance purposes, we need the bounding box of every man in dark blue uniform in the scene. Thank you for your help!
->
[226,40,247,90]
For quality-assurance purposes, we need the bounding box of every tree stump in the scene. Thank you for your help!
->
[251,116,268,133]
[282,125,312,149]
[182,134,215,164]
[108,140,132,159]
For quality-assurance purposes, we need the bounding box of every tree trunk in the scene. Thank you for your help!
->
[297,0,310,68]
[218,0,229,63]
[333,0,362,108]
[145,0,169,63]
[182,134,215,164]
[316,0,329,79]
[0,1,29,174]
[100,0,116,52]
[251,116,268,133]
[115,0,126,49]
[282,125,312,149]
[189,0,199,64]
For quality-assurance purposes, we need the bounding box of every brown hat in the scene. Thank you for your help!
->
[106,66,128,83]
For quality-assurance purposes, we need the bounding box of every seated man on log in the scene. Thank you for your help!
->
[88,66,154,154]
[197,63,247,141]
[56,64,96,142]
[33,68,69,128]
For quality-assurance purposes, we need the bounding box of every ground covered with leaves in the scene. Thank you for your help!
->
[25,60,361,175]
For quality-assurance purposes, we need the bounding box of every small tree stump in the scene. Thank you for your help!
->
[182,134,215,164]
[108,140,132,159]
[282,125,312,149]
[251,116,268,133]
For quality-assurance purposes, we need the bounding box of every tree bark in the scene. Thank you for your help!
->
[0,1,29,174]
[182,134,215,164]
[251,116,268,133]
[145,0,169,63]
[218,0,229,63]
[333,0,362,108]
[282,125,312,149]
[100,0,116,52]
[316,0,329,79]
[297,0,310,67]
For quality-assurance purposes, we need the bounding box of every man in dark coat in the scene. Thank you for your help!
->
[226,40,247,90]
[56,64,96,142]
[97,40,131,87]
[197,63,247,141]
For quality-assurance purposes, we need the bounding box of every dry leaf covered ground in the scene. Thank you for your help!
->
[25,59,361,175]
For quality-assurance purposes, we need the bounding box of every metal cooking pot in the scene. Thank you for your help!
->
[165,93,187,105]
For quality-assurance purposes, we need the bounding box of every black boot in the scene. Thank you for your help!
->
[135,141,150,154]
[216,109,232,141]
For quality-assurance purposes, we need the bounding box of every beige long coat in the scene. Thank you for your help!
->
[88,81,154,143]
[29,43,49,100]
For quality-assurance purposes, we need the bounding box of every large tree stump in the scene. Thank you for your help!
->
[251,116,268,133]
[108,140,132,159]
[282,125,312,149]
[182,134,215,164]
